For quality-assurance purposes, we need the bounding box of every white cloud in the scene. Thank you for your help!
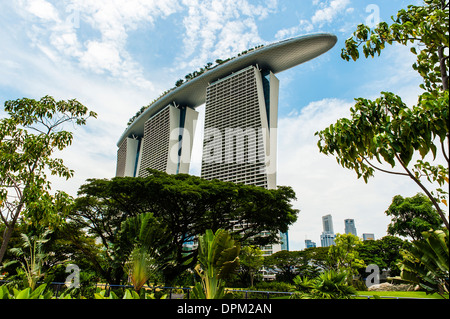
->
[311,0,350,25]
[80,41,122,74]
[276,98,433,250]
[275,0,353,40]
[14,0,182,89]
[178,0,276,69]
[26,0,60,21]
[275,20,313,40]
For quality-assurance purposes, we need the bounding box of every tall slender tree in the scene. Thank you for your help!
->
[0,95,96,263]
[316,0,449,229]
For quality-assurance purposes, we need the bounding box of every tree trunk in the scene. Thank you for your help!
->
[438,46,449,91]
[0,203,23,264]
[0,226,13,264]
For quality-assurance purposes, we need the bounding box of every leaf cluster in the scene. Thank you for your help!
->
[0,95,97,229]
[341,0,449,91]
[398,229,449,297]
[316,91,448,182]
[193,229,240,299]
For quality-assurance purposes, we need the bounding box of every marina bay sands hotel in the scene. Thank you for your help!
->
[115,33,337,255]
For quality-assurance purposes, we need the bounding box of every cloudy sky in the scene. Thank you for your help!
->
[1,0,446,250]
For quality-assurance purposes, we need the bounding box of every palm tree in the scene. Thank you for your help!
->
[397,229,449,298]
[192,229,240,299]
[7,230,52,290]
[124,246,158,293]
[120,213,169,293]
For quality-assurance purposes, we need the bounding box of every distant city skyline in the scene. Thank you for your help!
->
[316,214,375,248]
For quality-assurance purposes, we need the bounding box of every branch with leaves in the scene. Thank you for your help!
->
[0,95,97,264]
[317,0,449,230]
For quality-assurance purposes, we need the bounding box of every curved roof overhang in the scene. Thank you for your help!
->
[117,33,337,146]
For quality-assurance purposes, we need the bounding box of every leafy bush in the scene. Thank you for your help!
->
[0,283,75,299]
[253,281,294,292]
[94,287,167,299]
[290,270,357,299]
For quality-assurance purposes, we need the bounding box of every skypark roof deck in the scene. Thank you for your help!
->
[117,33,337,146]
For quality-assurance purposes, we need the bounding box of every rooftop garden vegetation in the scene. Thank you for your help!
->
[126,44,265,126]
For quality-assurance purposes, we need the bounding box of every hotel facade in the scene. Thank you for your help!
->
[115,33,337,256]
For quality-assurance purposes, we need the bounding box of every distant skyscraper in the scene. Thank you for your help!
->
[363,233,375,241]
[305,239,316,248]
[322,214,334,234]
[344,219,357,236]
[321,214,335,247]
[320,233,336,247]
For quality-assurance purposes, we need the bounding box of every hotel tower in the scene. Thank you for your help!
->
[115,33,337,256]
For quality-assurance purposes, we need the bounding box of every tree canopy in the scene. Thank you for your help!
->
[71,169,298,283]
[385,193,444,240]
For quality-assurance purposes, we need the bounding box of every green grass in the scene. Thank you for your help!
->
[356,290,448,299]
[271,291,449,299]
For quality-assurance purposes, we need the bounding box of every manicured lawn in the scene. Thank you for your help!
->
[356,291,448,299]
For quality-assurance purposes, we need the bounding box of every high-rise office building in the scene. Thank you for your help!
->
[320,214,335,247]
[200,64,284,254]
[305,239,316,248]
[320,233,336,247]
[116,103,198,177]
[322,214,334,234]
[344,219,357,236]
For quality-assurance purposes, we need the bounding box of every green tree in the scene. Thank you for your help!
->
[328,233,365,280]
[264,250,312,283]
[191,229,240,299]
[357,235,409,277]
[119,212,171,289]
[316,0,449,230]
[302,247,330,274]
[72,171,298,284]
[67,205,170,285]
[239,245,264,287]
[6,229,52,290]
[262,248,329,284]
[0,95,96,264]
[385,193,444,240]
[124,246,158,293]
